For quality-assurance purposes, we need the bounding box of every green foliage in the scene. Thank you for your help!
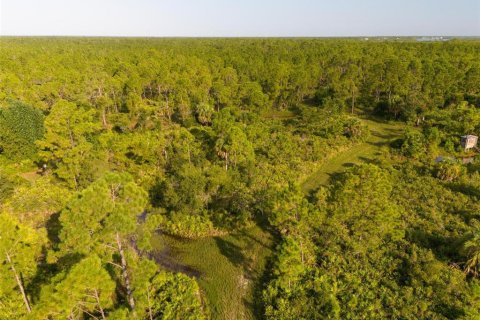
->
[59,171,148,255]
[33,255,116,319]
[435,160,466,182]
[37,99,102,189]
[212,109,254,170]
[166,212,218,238]
[401,129,425,158]
[463,226,480,277]
[141,272,205,320]
[0,38,479,319]
[195,102,215,125]
[0,101,44,160]
[330,164,404,246]
[54,172,206,318]
[4,176,71,227]
[0,173,15,204]
[342,117,370,141]
[0,213,47,319]
[264,163,479,319]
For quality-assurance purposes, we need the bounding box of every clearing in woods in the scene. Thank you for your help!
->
[302,118,404,192]
[150,223,275,320]
[150,117,404,320]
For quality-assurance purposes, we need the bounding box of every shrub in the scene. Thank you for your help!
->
[0,101,44,160]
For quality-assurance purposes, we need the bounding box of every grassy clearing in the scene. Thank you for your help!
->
[261,109,296,120]
[301,118,404,192]
[150,223,275,320]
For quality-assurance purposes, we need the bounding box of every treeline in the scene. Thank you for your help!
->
[1,38,479,119]
[0,38,480,319]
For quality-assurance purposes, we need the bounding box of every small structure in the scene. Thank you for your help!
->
[462,157,475,164]
[461,135,478,150]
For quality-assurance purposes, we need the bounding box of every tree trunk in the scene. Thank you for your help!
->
[147,287,154,320]
[115,232,135,310]
[101,108,108,128]
[73,175,79,190]
[5,252,31,313]
[351,89,355,114]
[112,90,119,113]
[299,240,305,265]
[94,289,106,320]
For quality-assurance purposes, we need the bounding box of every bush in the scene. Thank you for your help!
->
[0,174,15,203]
[164,211,221,238]
[343,118,370,142]
[435,160,465,182]
[400,130,425,158]
[0,101,44,160]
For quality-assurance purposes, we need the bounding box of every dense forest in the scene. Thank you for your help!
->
[1,38,480,319]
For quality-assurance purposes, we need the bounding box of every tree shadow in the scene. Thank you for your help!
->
[214,237,252,271]
[27,250,84,303]
[213,214,279,319]
[27,211,88,302]
[358,156,381,164]
[445,182,480,201]
[327,171,345,183]
[248,245,279,319]
[45,211,62,246]
[342,162,356,168]
[406,228,465,263]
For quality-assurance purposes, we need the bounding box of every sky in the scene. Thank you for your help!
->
[0,0,479,37]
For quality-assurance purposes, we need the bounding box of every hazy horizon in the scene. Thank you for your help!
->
[0,0,479,37]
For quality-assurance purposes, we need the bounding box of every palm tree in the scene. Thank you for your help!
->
[464,229,480,277]
[195,103,214,125]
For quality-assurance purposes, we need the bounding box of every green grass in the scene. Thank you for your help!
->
[261,109,296,120]
[150,223,275,320]
[301,118,404,192]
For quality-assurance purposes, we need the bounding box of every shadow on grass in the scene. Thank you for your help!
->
[358,156,380,164]
[213,213,279,319]
[342,162,356,168]
[245,254,277,320]
[148,233,202,278]
[214,237,252,271]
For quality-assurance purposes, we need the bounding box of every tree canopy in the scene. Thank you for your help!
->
[0,37,479,319]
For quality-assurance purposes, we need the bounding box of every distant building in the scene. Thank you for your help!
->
[461,135,478,150]
[416,36,449,42]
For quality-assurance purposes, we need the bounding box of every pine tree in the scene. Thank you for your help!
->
[0,213,46,319]
[59,172,148,310]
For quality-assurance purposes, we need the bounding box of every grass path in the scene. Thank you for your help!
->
[301,118,404,192]
[151,223,275,320]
